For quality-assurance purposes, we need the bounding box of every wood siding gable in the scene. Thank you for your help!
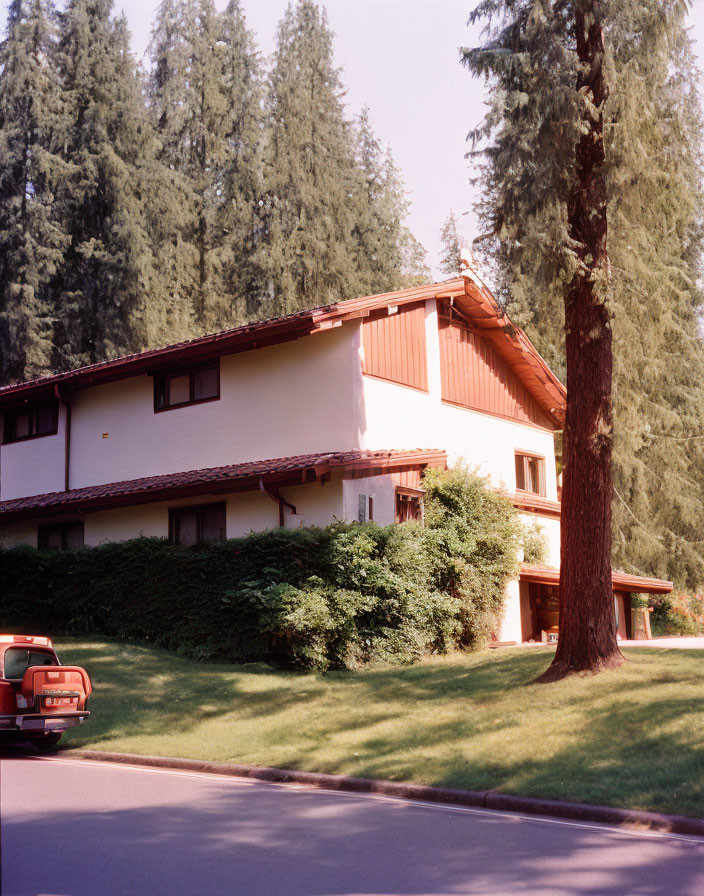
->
[362,302,428,391]
[439,317,554,429]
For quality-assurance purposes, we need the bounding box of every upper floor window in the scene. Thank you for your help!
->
[38,521,84,550]
[169,503,226,546]
[515,451,546,496]
[154,363,220,412]
[3,402,58,444]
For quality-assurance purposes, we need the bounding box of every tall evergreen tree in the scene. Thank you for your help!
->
[438,211,465,276]
[464,0,704,589]
[217,0,264,320]
[54,0,158,368]
[259,0,363,314]
[149,0,262,329]
[350,108,429,294]
[351,107,399,295]
[0,0,66,383]
[465,0,623,678]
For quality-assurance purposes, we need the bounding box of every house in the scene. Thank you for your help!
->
[0,270,671,642]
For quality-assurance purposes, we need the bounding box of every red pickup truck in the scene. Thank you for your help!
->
[0,635,91,752]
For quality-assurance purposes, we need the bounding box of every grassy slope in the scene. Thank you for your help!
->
[57,640,704,817]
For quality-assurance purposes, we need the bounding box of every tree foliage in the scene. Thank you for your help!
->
[0,0,66,382]
[438,211,466,276]
[54,0,158,368]
[463,0,704,589]
[0,0,425,383]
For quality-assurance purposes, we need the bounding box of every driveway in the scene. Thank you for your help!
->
[2,756,704,895]
[621,638,704,648]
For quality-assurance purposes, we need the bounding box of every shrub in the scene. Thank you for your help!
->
[639,592,704,637]
[521,520,549,565]
[0,468,520,670]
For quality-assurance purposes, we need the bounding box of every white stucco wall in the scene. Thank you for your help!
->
[360,299,559,501]
[10,326,363,498]
[279,480,344,530]
[0,405,68,501]
[3,299,558,510]
[342,475,397,526]
[499,579,523,642]
[0,519,38,548]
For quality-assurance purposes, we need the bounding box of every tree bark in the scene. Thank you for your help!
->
[537,1,622,682]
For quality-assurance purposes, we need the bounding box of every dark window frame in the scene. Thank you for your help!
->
[3,402,59,444]
[38,520,85,551]
[515,450,547,497]
[153,362,220,413]
[169,502,227,546]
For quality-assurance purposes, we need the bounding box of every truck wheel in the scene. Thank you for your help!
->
[30,733,63,753]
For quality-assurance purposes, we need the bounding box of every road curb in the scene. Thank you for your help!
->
[65,749,704,837]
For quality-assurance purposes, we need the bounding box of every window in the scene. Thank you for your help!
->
[38,521,84,550]
[154,363,220,411]
[515,452,546,496]
[169,503,226,546]
[395,488,423,524]
[3,648,56,680]
[3,402,58,443]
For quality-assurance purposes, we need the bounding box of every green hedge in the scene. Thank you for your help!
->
[0,467,521,670]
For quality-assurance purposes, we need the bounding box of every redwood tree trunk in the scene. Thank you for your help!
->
[538,1,622,681]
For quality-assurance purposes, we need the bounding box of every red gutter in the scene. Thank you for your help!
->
[259,477,297,527]
[54,385,71,491]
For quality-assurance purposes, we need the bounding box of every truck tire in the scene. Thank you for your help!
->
[30,732,63,753]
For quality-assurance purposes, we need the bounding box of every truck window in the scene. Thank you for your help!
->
[3,649,57,680]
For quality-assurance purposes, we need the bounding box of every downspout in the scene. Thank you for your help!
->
[259,477,296,527]
[54,385,71,491]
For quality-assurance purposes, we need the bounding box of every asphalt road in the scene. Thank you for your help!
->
[2,756,704,896]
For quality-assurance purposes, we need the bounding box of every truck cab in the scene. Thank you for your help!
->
[0,635,91,752]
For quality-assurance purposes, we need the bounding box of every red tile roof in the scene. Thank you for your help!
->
[0,275,566,426]
[520,563,673,595]
[0,449,447,522]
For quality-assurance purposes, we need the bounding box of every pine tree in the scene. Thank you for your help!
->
[149,0,262,330]
[350,108,428,294]
[438,212,464,276]
[465,0,704,590]
[217,0,264,320]
[0,0,66,383]
[54,0,158,368]
[465,0,622,679]
[259,0,363,315]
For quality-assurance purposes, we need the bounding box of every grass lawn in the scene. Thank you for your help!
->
[55,639,704,818]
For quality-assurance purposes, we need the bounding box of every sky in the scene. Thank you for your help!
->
[3,0,704,276]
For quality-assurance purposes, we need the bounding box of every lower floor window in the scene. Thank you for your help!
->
[38,521,84,550]
[169,503,226,546]
[395,488,423,523]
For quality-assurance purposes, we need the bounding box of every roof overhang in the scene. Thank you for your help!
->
[0,276,566,427]
[520,563,673,595]
[0,449,447,523]
[511,491,562,519]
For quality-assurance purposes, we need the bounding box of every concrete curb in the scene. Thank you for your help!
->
[63,749,704,837]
